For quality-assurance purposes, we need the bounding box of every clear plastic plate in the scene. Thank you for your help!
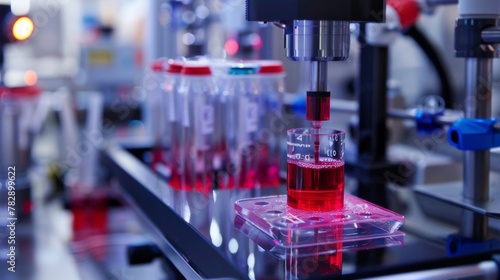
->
[234,193,404,256]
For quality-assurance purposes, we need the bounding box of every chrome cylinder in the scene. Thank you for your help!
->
[463,58,492,202]
[461,210,489,240]
[460,58,492,240]
[482,27,500,44]
[285,20,350,61]
[459,0,500,18]
[310,61,328,92]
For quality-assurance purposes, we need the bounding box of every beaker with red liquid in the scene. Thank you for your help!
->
[287,128,345,211]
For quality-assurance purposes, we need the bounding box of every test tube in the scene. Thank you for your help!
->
[147,58,169,173]
[179,63,216,193]
[255,60,285,187]
[220,64,260,189]
[209,58,231,189]
[165,60,183,189]
[287,128,345,211]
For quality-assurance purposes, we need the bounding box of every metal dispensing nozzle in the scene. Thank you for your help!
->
[245,0,385,124]
[283,20,351,124]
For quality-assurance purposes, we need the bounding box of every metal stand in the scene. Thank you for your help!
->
[349,24,394,209]
[356,37,388,165]
[461,58,493,239]
[463,58,492,204]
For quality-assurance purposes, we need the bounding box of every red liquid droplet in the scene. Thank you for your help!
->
[287,159,344,211]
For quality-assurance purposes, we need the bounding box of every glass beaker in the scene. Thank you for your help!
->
[287,128,345,211]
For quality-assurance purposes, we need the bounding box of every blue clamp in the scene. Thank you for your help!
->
[415,109,444,136]
[447,234,500,256]
[448,118,500,150]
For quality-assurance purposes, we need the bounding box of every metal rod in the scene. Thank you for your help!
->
[464,150,490,201]
[463,58,492,203]
[459,58,492,240]
[356,44,389,163]
[355,24,389,208]
[461,210,489,240]
[482,27,500,44]
[310,61,328,92]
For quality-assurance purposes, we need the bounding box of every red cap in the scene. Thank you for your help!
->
[387,0,420,30]
[0,86,41,100]
[181,64,211,76]
[167,60,183,74]
[259,64,284,74]
[150,58,167,72]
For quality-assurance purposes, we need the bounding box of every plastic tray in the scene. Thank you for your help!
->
[234,194,404,256]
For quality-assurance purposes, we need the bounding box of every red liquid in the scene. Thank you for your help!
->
[182,149,213,193]
[224,145,257,189]
[169,121,182,190]
[71,187,108,245]
[286,226,343,278]
[256,164,280,187]
[225,160,256,189]
[169,172,182,190]
[168,143,182,190]
[256,144,280,187]
[287,159,344,211]
[287,246,342,278]
[306,95,330,121]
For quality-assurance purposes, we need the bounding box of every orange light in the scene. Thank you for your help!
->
[12,17,34,41]
[24,70,37,86]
